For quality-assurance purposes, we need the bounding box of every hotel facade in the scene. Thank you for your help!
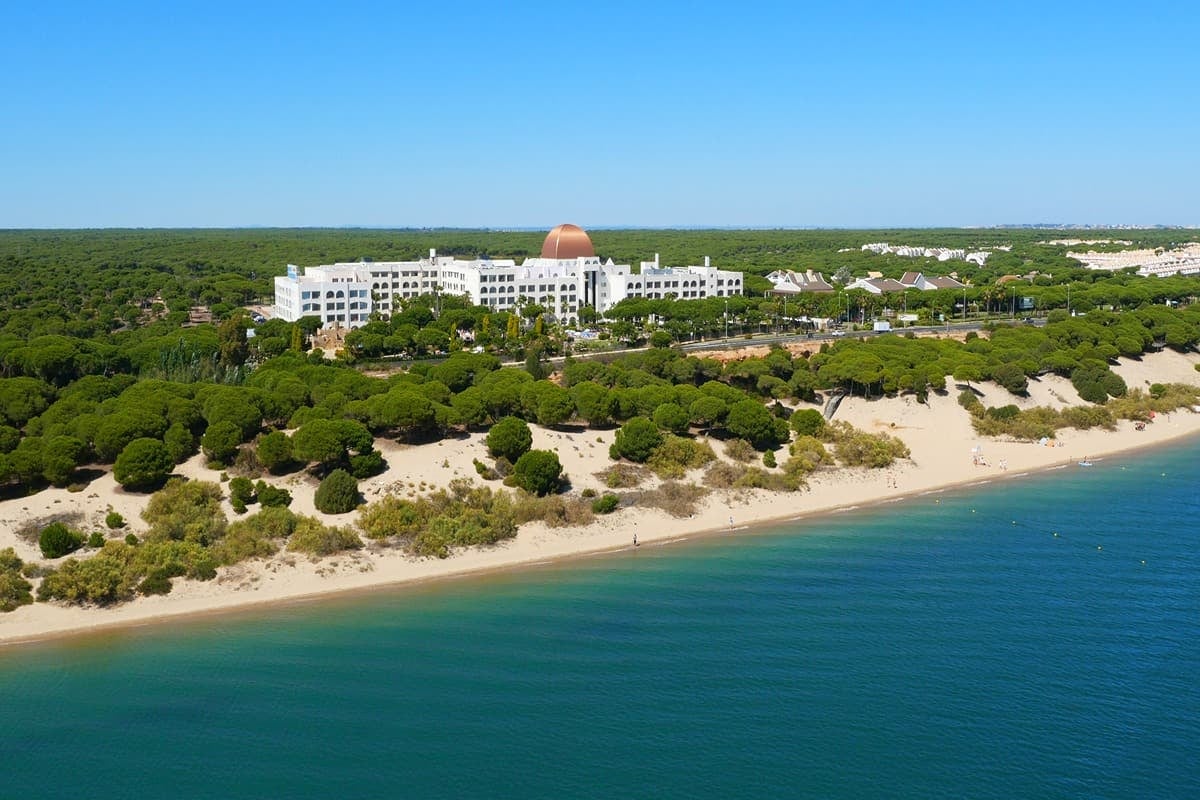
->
[273,224,744,329]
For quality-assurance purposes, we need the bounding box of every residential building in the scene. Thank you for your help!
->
[764,269,835,294]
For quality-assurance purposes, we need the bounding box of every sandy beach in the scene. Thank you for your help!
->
[3,350,1199,646]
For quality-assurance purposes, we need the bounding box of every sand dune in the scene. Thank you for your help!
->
[3,350,1199,645]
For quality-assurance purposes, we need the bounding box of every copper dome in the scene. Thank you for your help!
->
[541,223,595,259]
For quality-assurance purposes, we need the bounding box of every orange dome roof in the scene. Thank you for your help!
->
[541,224,595,259]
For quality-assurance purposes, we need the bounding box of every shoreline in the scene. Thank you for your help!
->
[4,413,1199,650]
[4,350,1200,648]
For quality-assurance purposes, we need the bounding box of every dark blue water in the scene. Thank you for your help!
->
[3,442,1199,799]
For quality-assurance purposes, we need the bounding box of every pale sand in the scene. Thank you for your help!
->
[3,351,1199,645]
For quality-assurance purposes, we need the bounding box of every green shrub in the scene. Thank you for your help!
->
[610,417,662,463]
[958,389,983,415]
[212,507,297,565]
[1060,405,1116,431]
[486,416,533,462]
[228,476,255,505]
[287,517,363,556]
[647,435,716,478]
[138,571,174,596]
[255,481,292,508]
[789,408,825,436]
[591,493,620,514]
[473,458,500,480]
[39,522,84,559]
[732,466,801,492]
[358,496,424,540]
[787,436,828,474]
[349,450,386,479]
[0,548,34,612]
[124,533,139,546]
[513,450,563,496]
[313,469,360,514]
[581,488,597,499]
[762,449,777,468]
[105,511,125,529]
[986,404,1020,421]
[87,531,106,548]
[823,421,910,468]
[142,480,227,545]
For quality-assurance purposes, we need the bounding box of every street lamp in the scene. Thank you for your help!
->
[963,287,967,321]
[1010,285,1016,319]
[724,299,729,340]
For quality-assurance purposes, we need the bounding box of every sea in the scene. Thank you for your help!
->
[2,440,1198,799]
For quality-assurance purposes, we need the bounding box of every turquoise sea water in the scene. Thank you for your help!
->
[3,441,1199,799]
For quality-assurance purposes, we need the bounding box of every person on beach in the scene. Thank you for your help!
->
[633,532,638,547]
[729,515,734,529]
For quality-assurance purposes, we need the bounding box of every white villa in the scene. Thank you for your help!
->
[273,224,744,329]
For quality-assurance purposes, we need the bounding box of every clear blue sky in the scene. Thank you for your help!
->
[2,0,1196,228]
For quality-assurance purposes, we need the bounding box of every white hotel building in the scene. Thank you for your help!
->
[273,224,744,328]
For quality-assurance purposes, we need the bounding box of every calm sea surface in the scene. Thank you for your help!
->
[3,441,1199,799]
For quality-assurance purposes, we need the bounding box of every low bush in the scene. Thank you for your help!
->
[211,507,298,565]
[511,494,594,528]
[87,531,106,548]
[255,481,292,508]
[821,421,910,468]
[723,438,757,463]
[229,476,255,506]
[597,463,649,489]
[473,458,499,480]
[287,517,363,556]
[357,480,519,556]
[732,466,801,492]
[0,548,34,612]
[646,435,716,479]
[39,522,84,559]
[105,511,125,529]
[702,461,745,489]
[639,481,706,518]
[349,450,386,479]
[591,493,620,514]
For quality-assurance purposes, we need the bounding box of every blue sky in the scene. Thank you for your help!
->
[1,0,1196,228]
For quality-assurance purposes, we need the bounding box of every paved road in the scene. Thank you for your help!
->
[676,318,1044,353]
